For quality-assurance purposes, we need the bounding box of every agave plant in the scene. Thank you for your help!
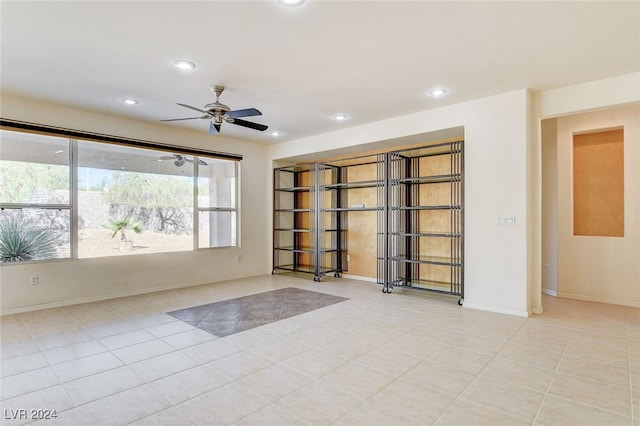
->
[0,217,57,263]
[107,217,142,242]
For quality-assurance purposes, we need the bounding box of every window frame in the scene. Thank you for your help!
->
[0,120,242,264]
[195,160,240,249]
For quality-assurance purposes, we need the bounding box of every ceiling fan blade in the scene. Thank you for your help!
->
[209,122,221,134]
[158,155,176,160]
[230,118,268,132]
[177,103,209,115]
[226,108,262,118]
[160,116,207,122]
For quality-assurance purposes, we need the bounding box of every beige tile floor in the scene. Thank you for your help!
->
[1,274,638,425]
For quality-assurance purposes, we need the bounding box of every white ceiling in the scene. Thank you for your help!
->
[2,1,639,145]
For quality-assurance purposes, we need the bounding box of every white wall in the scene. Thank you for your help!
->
[0,95,271,314]
[541,118,558,295]
[532,72,640,311]
[535,73,640,119]
[270,90,532,317]
[5,73,637,316]
[554,105,640,306]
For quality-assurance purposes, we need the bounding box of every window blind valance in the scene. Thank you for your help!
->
[0,119,242,162]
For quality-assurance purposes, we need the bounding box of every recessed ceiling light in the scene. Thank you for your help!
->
[428,88,447,98]
[332,113,349,121]
[122,98,139,105]
[277,0,305,6]
[54,150,64,154]
[173,60,196,70]
[270,130,283,137]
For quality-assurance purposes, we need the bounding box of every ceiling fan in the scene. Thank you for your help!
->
[160,85,268,134]
[158,154,207,167]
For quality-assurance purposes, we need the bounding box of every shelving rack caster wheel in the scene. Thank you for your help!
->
[458,298,464,306]
[334,272,342,278]
[271,270,276,275]
[313,276,321,282]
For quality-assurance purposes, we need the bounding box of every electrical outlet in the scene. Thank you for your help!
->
[30,275,39,285]
[237,255,241,263]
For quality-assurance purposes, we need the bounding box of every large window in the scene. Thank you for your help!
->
[197,160,238,248]
[77,141,196,258]
[0,128,239,264]
[0,132,71,262]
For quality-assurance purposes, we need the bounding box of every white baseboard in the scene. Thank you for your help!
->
[341,274,377,283]
[0,274,254,316]
[343,276,532,317]
[531,306,544,314]
[462,301,531,318]
[542,288,558,297]
[556,291,640,308]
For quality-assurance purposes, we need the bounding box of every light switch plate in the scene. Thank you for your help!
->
[495,215,516,226]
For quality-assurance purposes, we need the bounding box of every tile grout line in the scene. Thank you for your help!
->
[3,280,639,425]
[6,314,216,422]
[531,310,578,425]
[530,311,637,424]
[15,314,89,424]
[431,313,533,425]
[47,328,217,424]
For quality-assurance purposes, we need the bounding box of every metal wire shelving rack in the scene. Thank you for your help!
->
[273,140,464,304]
[383,141,464,304]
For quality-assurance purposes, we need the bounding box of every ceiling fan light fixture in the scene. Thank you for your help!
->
[161,85,268,133]
[332,113,349,121]
[277,0,305,6]
[173,60,196,70]
[428,88,447,98]
[270,130,283,137]
[122,98,139,105]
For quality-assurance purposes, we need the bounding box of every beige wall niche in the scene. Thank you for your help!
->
[572,128,624,237]
[550,104,640,307]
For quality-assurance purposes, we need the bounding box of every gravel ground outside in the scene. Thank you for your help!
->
[78,228,193,258]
